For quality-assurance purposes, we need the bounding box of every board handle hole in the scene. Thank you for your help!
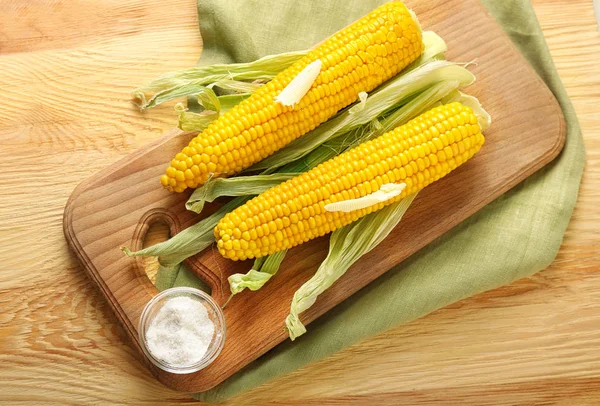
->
[141,221,171,286]
[133,208,213,296]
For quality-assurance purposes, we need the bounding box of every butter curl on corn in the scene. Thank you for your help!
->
[215,102,485,260]
[161,1,423,192]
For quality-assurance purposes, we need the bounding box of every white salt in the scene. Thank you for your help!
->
[145,296,215,366]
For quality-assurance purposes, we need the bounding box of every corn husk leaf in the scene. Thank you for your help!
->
[176,89,251,131]
[121,196,250,267]
[154,263,211,292]
[407,31,447,69]
[374,80,467,135]
[132,50,308,109]
[228,250,288,294]
[207,79,263,93]
[286,193,418,340]
[209,93,251,113]
[186,173,299,214]
[196,86,221,112]
[154,263,180,291]
[175,103,218,132]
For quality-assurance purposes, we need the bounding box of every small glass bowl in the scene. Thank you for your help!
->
[138,287,226,374]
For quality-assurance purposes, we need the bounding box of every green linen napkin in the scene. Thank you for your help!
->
[156,0,585,401]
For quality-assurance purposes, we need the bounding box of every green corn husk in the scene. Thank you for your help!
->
[406,31,447,70]
[155,263,210,292]
[176,89,251,132]
[227,250,288,295]
[206,93,251,113]
[122,196,250,267]
[175,104,218,132]
[155,263,181,292]
[186,173,300,214]
[207,79,263,93]
[286,193,418,340]
[132,50,308,110]
[196,86,221,111]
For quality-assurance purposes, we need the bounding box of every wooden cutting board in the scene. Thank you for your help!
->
[63,0,566,393]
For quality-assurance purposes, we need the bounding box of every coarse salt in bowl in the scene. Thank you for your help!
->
[138,287,226,374]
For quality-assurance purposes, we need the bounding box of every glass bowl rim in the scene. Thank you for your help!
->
[137,286,226,374]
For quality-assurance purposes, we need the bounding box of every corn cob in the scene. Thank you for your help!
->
[161,2,423,192]
[215,102,485,261]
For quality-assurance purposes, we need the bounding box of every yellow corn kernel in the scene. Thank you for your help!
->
[215,102,485,260]
[163,1,423,192]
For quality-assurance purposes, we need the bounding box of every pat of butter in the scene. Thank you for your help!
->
[324,183,407,213]
[274,59,322,106]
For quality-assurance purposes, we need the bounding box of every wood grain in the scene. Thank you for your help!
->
[0,0,598,404]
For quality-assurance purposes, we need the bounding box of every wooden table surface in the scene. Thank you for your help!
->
[1,0,598,404]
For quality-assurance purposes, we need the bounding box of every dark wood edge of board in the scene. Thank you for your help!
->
[472,0,568,165]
